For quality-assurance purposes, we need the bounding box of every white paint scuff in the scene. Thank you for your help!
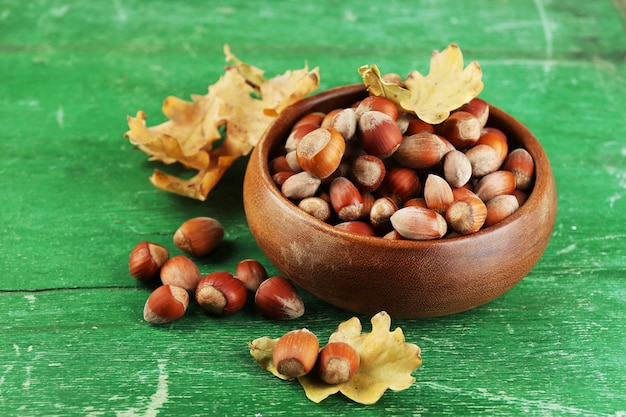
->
[24,294,36,310]
[56,106,64,129]
[422,382,608,416]
[533,0,553,77]
[556,243,577,255]
[115,359,169,417]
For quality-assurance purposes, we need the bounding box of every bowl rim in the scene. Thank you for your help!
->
[253,83,555,248]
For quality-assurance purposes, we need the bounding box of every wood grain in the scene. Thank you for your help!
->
[1,0,624,415]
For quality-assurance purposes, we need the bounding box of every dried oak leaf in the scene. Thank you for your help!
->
[124,44,320,200]
[248,335,291,381]
[359,43,483,124]
[248,311,422,404]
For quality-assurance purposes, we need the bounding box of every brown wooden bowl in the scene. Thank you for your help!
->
[243,84,557,318]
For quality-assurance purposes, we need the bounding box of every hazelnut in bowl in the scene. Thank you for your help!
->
[243,84,557,319]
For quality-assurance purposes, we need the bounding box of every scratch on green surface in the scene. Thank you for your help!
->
[55,106,64,129]
[606,165,626,189]
[114,359,168,417]
[556,243,577,255]
[422,382,621,416]
[533,0,554,77]
[112,0,127,22]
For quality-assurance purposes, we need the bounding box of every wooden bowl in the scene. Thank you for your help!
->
[243,84,557,318]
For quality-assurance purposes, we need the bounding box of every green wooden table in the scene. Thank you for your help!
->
[1,1,625,416]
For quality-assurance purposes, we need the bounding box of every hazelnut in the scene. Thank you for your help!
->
[272,171,295,188]
[195,271,247,317]
[315,342,360,385]
[298,197,332,223]
[474,170,517,202]
[451,186,479,201]
[465,144,501,178]
[379,166,422,205]
[359,192,375,219]
[269,155,293,174]
[285,150,303,173]
[404,117,435,135]
[443,149,472,188]
[329,177,364,221]
[357,110,403,157]
[329,108,358,140]
[457,97,489,128]
[296,127,346,179]
[393,132,448,170]
[390,206,447,240]
[129,241,169,282]
[349,154,386,193]
[281,171,321,200]
[320,108,343,129]
[503,148,535,191]
[284,123,318,153]
[514,189,529,206]
[143,284,189,324]
[437,111,481,149]
[293,111,324,129]
[403,197,428,208]
[255,276,305,320]
[485,194,520,227]
[334,220,377,236]
[482,126,507,142]
[476,129,508,165]
[235,259,269,292]
[424,174,454,215]
[160,255,202,292]
[383,229,404,240]
[395,112,410,134]
[355,96,399,120]
[446,195,487,235]
[173,217,224,258]
[369,197,398,234]
[273,329,319,378]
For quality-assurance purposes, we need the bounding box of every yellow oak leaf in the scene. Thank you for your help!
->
[359,43,483,124]
[248,312,422,404]
[248,336,291,381]
[358,63,411,105]
[125,45,319,200]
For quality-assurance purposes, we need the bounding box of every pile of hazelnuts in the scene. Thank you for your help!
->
[270,95,535,239]
[128,217,305,324]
